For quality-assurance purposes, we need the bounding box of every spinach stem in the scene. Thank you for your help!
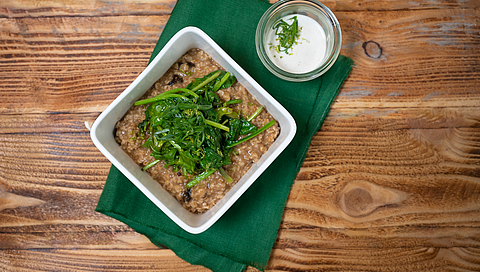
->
[191,71,221,92]
[204,119,230,132]
[219,167,233,183]
[143,159,160,171]
[247,105,263,122]
[186,169,216,188]
[177,88,199,98]
[135,91,191,106]
[224,99,243,106]
[213,72,230,92]
[226,120,276,148]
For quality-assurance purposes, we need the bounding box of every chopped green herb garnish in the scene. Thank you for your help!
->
[272,16,300,54]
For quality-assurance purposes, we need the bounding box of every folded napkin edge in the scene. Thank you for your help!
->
[95,208,254,271]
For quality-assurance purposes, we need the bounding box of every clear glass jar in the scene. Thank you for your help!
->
[256,0,342,82]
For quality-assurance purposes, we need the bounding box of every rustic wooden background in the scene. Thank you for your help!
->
[1,0,479,271]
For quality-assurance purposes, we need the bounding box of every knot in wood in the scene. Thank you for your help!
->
[362,41,383,59]
[337,180,408,219]
[341,187,374,217]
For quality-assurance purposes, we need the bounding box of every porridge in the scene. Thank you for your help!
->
[114,48,279,213]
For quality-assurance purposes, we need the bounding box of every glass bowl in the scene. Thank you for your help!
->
[256,0,342,82]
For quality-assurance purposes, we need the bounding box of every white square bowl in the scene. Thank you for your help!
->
[90,27,296,234]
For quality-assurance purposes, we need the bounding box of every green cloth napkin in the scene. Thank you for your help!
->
[95,0,353,271]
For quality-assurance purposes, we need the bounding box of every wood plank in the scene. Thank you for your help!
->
[331,0,480,11]
[1,0,478,19]
[0,0,176,18]
[0,15,165,114]
[0,249,210,271]
[336,8,480,108]
[267,247,480,271]
[0,112,99,134]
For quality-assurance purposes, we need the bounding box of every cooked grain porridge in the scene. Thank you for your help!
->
[115,48,279,213]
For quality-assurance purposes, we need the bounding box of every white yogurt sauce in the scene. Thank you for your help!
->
[265,14,327,74]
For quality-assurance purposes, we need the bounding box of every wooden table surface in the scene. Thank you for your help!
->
[1,0,479,271]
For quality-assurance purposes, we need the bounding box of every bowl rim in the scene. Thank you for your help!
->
[90,26,297,234]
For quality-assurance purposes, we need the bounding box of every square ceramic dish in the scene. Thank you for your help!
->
[90,27,296,234]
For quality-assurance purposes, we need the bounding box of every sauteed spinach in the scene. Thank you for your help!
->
[135,70,276,188]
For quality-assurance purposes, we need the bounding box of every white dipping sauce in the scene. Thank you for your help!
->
[265,14,327,74]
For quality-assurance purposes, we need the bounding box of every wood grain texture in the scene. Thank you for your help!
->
[0,0,176,18]
[269,106,480,271]
[0,249,209,271]
[1,0,480,271]
[0,14,166,114]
